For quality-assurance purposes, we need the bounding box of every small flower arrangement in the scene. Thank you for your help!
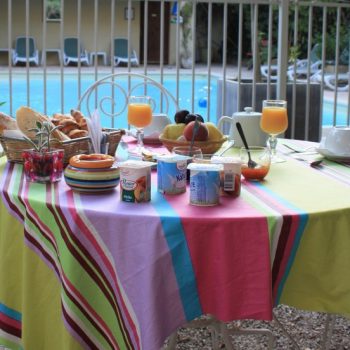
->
[22,121,64,183]
[24,121,61,153]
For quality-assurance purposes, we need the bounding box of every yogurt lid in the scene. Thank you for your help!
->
[211,156,241,172]
[187,162,223,172]
[119,160,154,169]
[211,155,241,164]
[157,154,190,162]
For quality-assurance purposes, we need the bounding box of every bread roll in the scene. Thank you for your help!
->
[68,129,88,139]
[70,109,84,123]
[0,112,18,134]
[16,106,69,141]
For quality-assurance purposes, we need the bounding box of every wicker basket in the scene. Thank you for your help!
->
[159,134,228,154]
[0,128,125,165]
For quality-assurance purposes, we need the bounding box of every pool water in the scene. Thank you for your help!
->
[0,73,348,128]
[322,100,349,126]
[0,74,217,129]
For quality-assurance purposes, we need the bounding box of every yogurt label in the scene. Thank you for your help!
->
[187,163,222,206]
[157,155,188,195]
[119,160,153,203]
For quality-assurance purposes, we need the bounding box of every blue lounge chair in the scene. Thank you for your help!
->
[113,38,139,66]
[12,37,39,66]
[287,44,323,81]
[63,37,89,66]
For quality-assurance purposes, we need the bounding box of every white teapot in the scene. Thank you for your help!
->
[217,107,268,147]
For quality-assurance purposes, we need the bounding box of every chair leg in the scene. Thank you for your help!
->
[166,332,178,350]
[321,313,336,350]
[273,312,300,349]
[225,324,276,350]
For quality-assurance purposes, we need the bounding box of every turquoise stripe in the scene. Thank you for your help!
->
[253,182,309,304]
[0,302,21,322]
[151,188,202,321]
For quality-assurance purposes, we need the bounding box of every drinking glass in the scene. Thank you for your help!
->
[172,146,203,182]
[127,96,153,156]
[260,100,288,163]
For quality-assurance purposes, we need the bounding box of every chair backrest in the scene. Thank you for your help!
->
[64,38,83,58]
[114,38,128,58]
[310,43,322,64]
[76,72,179,128]
[16,37,35,57]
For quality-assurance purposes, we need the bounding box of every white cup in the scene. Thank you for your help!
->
[144,113,171,137]
[320,126,350,156]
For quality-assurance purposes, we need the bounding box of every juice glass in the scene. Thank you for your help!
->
[127,96,152,156]
[260,100,288,163]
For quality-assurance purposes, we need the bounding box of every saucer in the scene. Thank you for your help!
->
[317,148,350,162]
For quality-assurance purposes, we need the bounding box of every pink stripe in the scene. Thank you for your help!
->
[0,312,21,330]
[65,191,140,348]
[164,191,273,321]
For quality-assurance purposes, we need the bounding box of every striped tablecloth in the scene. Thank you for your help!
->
[1,140,350,350]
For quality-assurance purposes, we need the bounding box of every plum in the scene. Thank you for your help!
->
[184,113,204,124]
[174,109,190,124]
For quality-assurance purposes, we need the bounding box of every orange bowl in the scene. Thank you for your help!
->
[159,134,228,154]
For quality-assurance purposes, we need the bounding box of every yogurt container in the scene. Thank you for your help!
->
[187,163,223,206]
[211,156,242,197]
[157,154,189,194]
[119,160,154,203]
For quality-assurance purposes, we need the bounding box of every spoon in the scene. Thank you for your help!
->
[217,140,235,156]
[189,118,200,156]
[236,122,257,168]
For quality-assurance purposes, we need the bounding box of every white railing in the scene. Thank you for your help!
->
[0,0,349,141]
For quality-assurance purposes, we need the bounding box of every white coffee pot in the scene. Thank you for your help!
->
[217,107,268,147]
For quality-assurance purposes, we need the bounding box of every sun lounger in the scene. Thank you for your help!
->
[12,36,39,66]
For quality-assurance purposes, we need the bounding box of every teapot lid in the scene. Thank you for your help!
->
[233,107,261,117]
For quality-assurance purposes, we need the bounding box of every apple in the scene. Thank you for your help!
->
[174,109,189,124]
[183,121,209,141]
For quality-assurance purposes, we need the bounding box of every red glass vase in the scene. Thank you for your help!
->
[22,149,64,183]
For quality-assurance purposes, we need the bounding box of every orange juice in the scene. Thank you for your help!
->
[260,107,288,135]
[128,103,152,128]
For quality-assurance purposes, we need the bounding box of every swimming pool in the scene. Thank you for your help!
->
[0,73,348,128]
[322,99,349,126]
[0,73,217,129]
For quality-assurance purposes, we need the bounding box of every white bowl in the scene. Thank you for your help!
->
[319,126,350,156]
[144,113,171,137]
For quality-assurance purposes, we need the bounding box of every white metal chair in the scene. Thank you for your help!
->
[76,72,179,128]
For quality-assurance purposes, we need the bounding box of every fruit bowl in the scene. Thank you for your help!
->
[159,134,228,154]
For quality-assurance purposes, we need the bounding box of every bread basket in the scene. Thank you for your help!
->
[159,134,228,154]
[0,128,125,165]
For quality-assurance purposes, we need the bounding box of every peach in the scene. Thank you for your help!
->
[183,121,209,141]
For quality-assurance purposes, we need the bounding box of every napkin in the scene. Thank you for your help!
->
[86,109,103,153]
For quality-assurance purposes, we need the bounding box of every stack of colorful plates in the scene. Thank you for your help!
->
[64,165,120,193]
